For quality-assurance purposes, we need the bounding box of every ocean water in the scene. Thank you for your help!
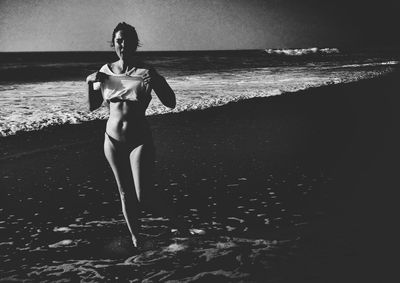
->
[0,48,398,137]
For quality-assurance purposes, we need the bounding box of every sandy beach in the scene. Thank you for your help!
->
[1,69,399,282]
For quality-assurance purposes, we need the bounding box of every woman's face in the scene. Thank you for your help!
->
[114,30,135,60]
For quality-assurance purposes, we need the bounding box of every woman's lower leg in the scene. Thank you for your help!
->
[119,192,141,247]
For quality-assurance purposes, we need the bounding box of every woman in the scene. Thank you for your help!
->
[86,22,185,248]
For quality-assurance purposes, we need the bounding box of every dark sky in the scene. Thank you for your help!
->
[0,0,398,52]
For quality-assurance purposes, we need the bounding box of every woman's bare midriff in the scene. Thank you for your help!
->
[106,100,152,144]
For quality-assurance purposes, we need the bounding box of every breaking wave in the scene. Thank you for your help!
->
[264,47,340,56]
[340,60,399,68]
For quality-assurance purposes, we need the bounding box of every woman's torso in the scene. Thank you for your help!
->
[100,63,153,143]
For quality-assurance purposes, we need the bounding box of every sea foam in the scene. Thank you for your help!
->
[264,47,340,56]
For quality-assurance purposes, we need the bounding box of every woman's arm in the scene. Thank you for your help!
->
[86,71,107,112]
[145,69,176,109]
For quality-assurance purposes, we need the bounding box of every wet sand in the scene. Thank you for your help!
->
[1,70,399,282]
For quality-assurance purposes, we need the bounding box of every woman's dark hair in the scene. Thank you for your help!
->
[111,22,141,51]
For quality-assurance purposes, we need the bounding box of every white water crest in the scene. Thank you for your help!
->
[264,47,340,56]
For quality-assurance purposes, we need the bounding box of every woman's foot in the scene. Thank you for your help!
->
[132,235,157,250]
[131,235,140,248]
[132,235,143,248]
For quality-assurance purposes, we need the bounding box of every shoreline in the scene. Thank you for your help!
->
[1,69,399,282]
[1,69,398,157]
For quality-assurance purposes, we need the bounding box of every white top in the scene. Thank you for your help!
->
[98,64,152,104]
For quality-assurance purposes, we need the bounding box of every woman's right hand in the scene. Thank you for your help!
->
[86,71,108,84]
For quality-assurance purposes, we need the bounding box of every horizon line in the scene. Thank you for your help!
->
[1,45,398,55]
[0,49,265,54]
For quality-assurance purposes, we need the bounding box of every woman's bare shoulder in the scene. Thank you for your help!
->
[106,61,120,72]
[99,62,114,73]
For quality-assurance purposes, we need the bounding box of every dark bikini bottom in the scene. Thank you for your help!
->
[104,132,154,153]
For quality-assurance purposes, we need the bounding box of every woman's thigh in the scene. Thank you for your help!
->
[129,143,155,202]
[104,134,135,196]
